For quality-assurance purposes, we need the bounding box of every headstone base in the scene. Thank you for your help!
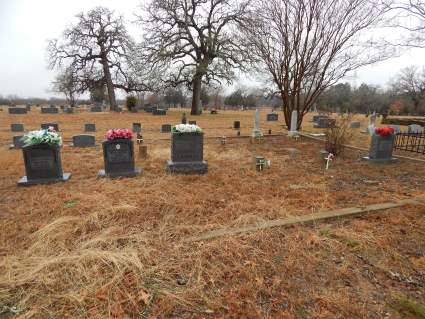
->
[18,173,71,186]
[288,131,299,137]
[166,160,208,174]
[362,156,398,164]
[97,168,142,178]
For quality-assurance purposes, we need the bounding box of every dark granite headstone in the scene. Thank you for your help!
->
[167,133,208,174]
[312,115,328,123]
[18,144,71,186]
[234,121,240,129]
[11,124,24,132]
[189,120,197,125]
[73,135,95,147]
[98,139,141,177]
[314,118,336,128]
[267,113,278,121]
[153,109,166,115]
[364,133,397,163]
[9,107,27,114]
[132,123,142,133]
[41,107,59,114]
[64,107,74,114]
[84,123,96,132]
[90,106,102,112]
[41,123,59,131]
[10,135,25,149]
[161,124,172,133]
[350,121,361,129]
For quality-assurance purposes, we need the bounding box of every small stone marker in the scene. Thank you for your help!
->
[10,135,25,149]
[153,109,166,115]
[84,123,96,132]
[8,107,27,114]
[41,123,59,131]
[99,139,141,178]
[350,121,361,129]
[314,117,336,129]
[312,115,328,123]
[18,144,71,186]
[64,107,74,114]
[161,124,172,133]
[363,133,397,163]
[11,124,24,132]
[41,106,59,114]
[233,121,240,129]
[189,120,197,125]
[167,132,208,174]
[132,123,142,133]
[267,113,278,121]
[73,135,95,147]
[408,124,424,133]
[90,106,102,112]
[288,110,299,136]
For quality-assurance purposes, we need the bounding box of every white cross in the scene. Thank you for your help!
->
[325,153,334,170]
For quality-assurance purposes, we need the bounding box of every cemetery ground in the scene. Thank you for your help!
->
[0,108,425,318]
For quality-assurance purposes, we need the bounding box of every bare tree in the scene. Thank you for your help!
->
[139,0,251,115]
[47,7,135,111]
[51,68,80,107]
[242,0,389,129]
[390,65,425,114]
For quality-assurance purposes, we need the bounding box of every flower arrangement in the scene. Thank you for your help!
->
[172,124,203,134]
[105,129,133,140]
[375,127,395,137]
[21,127,62,147]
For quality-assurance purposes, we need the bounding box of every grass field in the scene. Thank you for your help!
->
[0,107,424,318]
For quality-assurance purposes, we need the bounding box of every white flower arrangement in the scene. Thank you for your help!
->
[172,124,203,134]
[21,127,62,147]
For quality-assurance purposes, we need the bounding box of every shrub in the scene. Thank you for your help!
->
[126,95,137,111]
[324,115,354,156]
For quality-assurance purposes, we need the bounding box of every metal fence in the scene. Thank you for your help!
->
[394,132,425,154]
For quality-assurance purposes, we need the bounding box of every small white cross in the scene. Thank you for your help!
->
[325,153,334,170]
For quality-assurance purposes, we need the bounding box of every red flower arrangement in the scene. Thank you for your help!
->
[375,127,395,137]
[105,129,133,140]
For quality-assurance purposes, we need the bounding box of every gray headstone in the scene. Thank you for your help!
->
[153,109,166,115]
[132,123,142,133]
[350,121,361,129]
[408,124,424,133]
[367,133,396,162]
[41,123,59,131]
[64,107,74,114]
[234,121,240,129]
[99,139,140,177]
[90,106,102,112]
[314,118,336,129]
[161,124,172,133]
[8,107,27,114]
[11,135,25,149]
[73,135,95,147]
[11,123,24,132]
[252,109,262,137]
[267,113,278,121]
[167,133,208,174]
[84,124,96,132]
[41,107,59,114]
[312,115,328,123]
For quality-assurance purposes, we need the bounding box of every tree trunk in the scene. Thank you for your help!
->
[101,57,118,112]
[191,75,202,115]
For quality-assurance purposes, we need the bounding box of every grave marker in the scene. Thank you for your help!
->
[8,107,27,114]
[132,123,142,133]
[41,106,59,114]
[73,135,95,147]
[234,121,240,129]
[11,124,24,132]
[99,139,141,177]
[408,124,424,133]
[267,113,278,121]
[10,135,25,149]
[161,124,172,133]
[41,123,59,131]
[84,123,96,132]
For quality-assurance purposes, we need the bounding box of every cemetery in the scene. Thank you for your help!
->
[0,107,424,318]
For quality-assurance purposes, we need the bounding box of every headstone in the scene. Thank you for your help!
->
[288,110,299,136]
[312,115,328,123]
[132,123,142,133]
[161,124,172,133]
[166,132,208,174]
[189,120,197,125]
[18,144,71,186]
[314,118,336,129]
[84,124,96,132]
[267,113,278,121]
[11,124,24,132]
[234,121,240,129]
[350,121,361,129]
[64,107,74,114]
[8,107,27,114]
[153,109,166,115]
[90,106,102,112]
[73,135,96,147]
[98,139,141,178]
[41,123,59,131]
[10,135,25,149]
[251,109,263,138]
[408,124,424,134]
[41,106,59,114]
[363,133,397,163]
[388,125,401,134]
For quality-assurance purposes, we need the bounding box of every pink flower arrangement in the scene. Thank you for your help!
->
[375,127,395,137]
[105,129,133,140]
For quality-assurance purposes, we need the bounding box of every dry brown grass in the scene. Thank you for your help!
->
[0,107,424,318]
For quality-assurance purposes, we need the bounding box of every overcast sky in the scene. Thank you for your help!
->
[0,0,424,98]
